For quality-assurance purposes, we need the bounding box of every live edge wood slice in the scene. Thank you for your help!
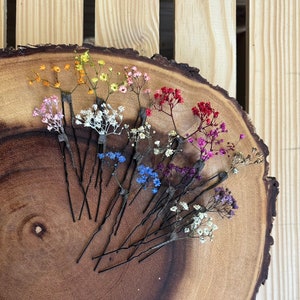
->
[0,45,278,300]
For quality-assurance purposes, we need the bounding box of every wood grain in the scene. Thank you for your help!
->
[0,45,276,299]
[174,0,236,98]
[248,1,300,299]
[94,0,159,57]
[0,0,5,48]
[15,0,84,47]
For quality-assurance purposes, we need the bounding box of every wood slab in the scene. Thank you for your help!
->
[0,45,278,300]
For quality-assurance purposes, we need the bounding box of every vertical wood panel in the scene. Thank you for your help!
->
[95,0,159,57]
[15,0,83,46]
[248,1,300,299]
[174,0,236,98]
[0,0,6,48]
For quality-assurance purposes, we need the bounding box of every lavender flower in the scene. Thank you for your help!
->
[206,187,238,218]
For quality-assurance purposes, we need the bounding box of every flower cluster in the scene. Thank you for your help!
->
[184,210,218,243]
[124,65,150,94]
[33,95,64,133]
[136,165,161,194]
[29,50,264,273]
[186,101,238,161]
[75,103,124,136]
[124,122,153,146]
[206,187,239,218]
[98,151,126,163]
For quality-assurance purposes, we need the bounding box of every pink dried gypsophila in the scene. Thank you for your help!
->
[33,95,64,133]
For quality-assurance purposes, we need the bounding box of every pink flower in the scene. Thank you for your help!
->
[33,95,64,133]
[119,85,127,93]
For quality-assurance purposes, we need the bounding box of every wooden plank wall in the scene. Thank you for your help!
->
[248,1,299,299]
[0,0,5,48]
[174,0,236,98]
[15,0,84,46]
[94,0,159,57]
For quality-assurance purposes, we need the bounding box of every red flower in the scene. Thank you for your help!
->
[146,108,152,117]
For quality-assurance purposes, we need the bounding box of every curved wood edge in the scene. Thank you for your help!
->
[0,44,279,296]
[252,177,279,299]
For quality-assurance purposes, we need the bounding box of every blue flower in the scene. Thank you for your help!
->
[98,151,126,163]
[136,164,161,194]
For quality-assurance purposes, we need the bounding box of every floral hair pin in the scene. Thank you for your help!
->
[29,50,263,273]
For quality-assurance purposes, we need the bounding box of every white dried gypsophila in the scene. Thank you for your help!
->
[125,121,153,145]
[153,130,181,157]
[184,212,218,243]
[170,206,178,212]
[165,148,174,157]
[179,201,189,211]
[75,103,124,135]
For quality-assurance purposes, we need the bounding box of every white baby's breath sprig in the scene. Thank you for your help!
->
[184,210,218,243]
[153,130,182,157]
[75,103,124,136]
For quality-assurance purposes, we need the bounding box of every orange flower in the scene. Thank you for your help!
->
[42,80,50,87]
[35,75,41,82]
[54,82,61,88]
[88,89,94,95]
[78,77,85,84]
[64,64,71,71]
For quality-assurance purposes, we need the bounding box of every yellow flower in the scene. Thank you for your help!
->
[91,77,99,84]
[54,82,61,88]
[99,73,108,81]
[80,51,90,63]
[28,80,34,85]
[52,66,61,73]
[64,64,71,71]
[98,59,105,66]
[88,89,94,95]
[108,67,113,72]
[40,65,46,71]
[110,83,118,92]
[75,63,83,71]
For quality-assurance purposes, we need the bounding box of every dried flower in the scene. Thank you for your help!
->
[75,103,124,136]
[33,95,64,133]
[136,164,161,194]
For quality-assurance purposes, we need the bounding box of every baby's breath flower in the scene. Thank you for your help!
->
[165,149,174,157]
[119,85,127,93]
[136,164,161,194]
[110,83,118,92]
[75,103,124,136]
[33,95,64,133]
[179,201,189,211]
[64,64,71,71]
[91,77,99,84]
[98,59,105,66]
[100,73,108,81]
[184,212,218,243]
[52,66,61,73]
